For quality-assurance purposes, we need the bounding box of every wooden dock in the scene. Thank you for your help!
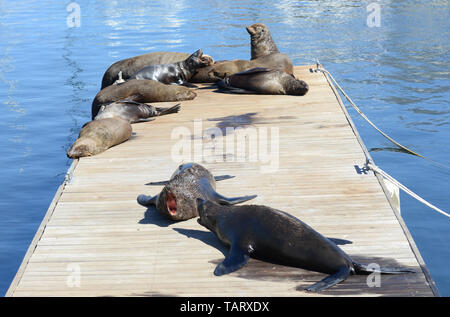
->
[6,66,438,297]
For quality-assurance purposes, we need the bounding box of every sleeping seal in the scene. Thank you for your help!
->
[94,100,181,123]
[67,117,132,159]
[137,163,257,221]
[130,49,211,86]
[196,199,415,292]
[217,67,309,96]
[91,79,196,119]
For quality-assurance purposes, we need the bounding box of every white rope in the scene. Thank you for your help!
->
[366,162,450,218]
[315,62,450,170]
[312,61,449,218]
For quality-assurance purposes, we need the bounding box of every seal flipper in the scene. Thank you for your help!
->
[179,82,198,88]
[304,265,351,292]
[137,194,158,207]
[214,244,250,276]
[232,67,274,76]
[134,118,156,123]
[216,80,257,94]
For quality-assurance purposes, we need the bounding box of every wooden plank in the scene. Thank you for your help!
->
[6,65,436,297]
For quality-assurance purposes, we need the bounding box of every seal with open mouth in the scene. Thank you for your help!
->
[246,22,279,60]
[137,163,257,221]
[196,199,416,292]
[101,51,214,88]
[217,67,309,96]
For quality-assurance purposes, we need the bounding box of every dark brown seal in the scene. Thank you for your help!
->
[137,163,257,221]
[67,117,132,159]
[246,23,279,60]
[130,49,210,85]
[91,79,196,119]
[94,100,181,123]
[196,199,415,292]
[217,67,309,96]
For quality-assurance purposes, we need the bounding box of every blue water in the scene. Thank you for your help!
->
[0,0,448,296]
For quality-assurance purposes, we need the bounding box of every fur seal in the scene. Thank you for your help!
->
[137,163,257,221]
[67,117,132,159]
[246,23,279,60]
[91,79,196,119]
[94,100,181,123]
[130,49,210,86]
[217,67,309,96]
[101,52,190,89]
[196,199,415,292]
[189,61,226,83]
[101,51,214,88]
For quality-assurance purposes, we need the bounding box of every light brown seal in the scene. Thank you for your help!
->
[91,79,196,119]
[217,67,309,96]
[67,117,132,159]
[208,53,294,80]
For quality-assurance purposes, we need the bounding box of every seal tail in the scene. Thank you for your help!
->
[155,104,181,116]
[353,262,416,275]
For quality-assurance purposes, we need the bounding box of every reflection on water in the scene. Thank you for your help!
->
[0,0,449,296]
